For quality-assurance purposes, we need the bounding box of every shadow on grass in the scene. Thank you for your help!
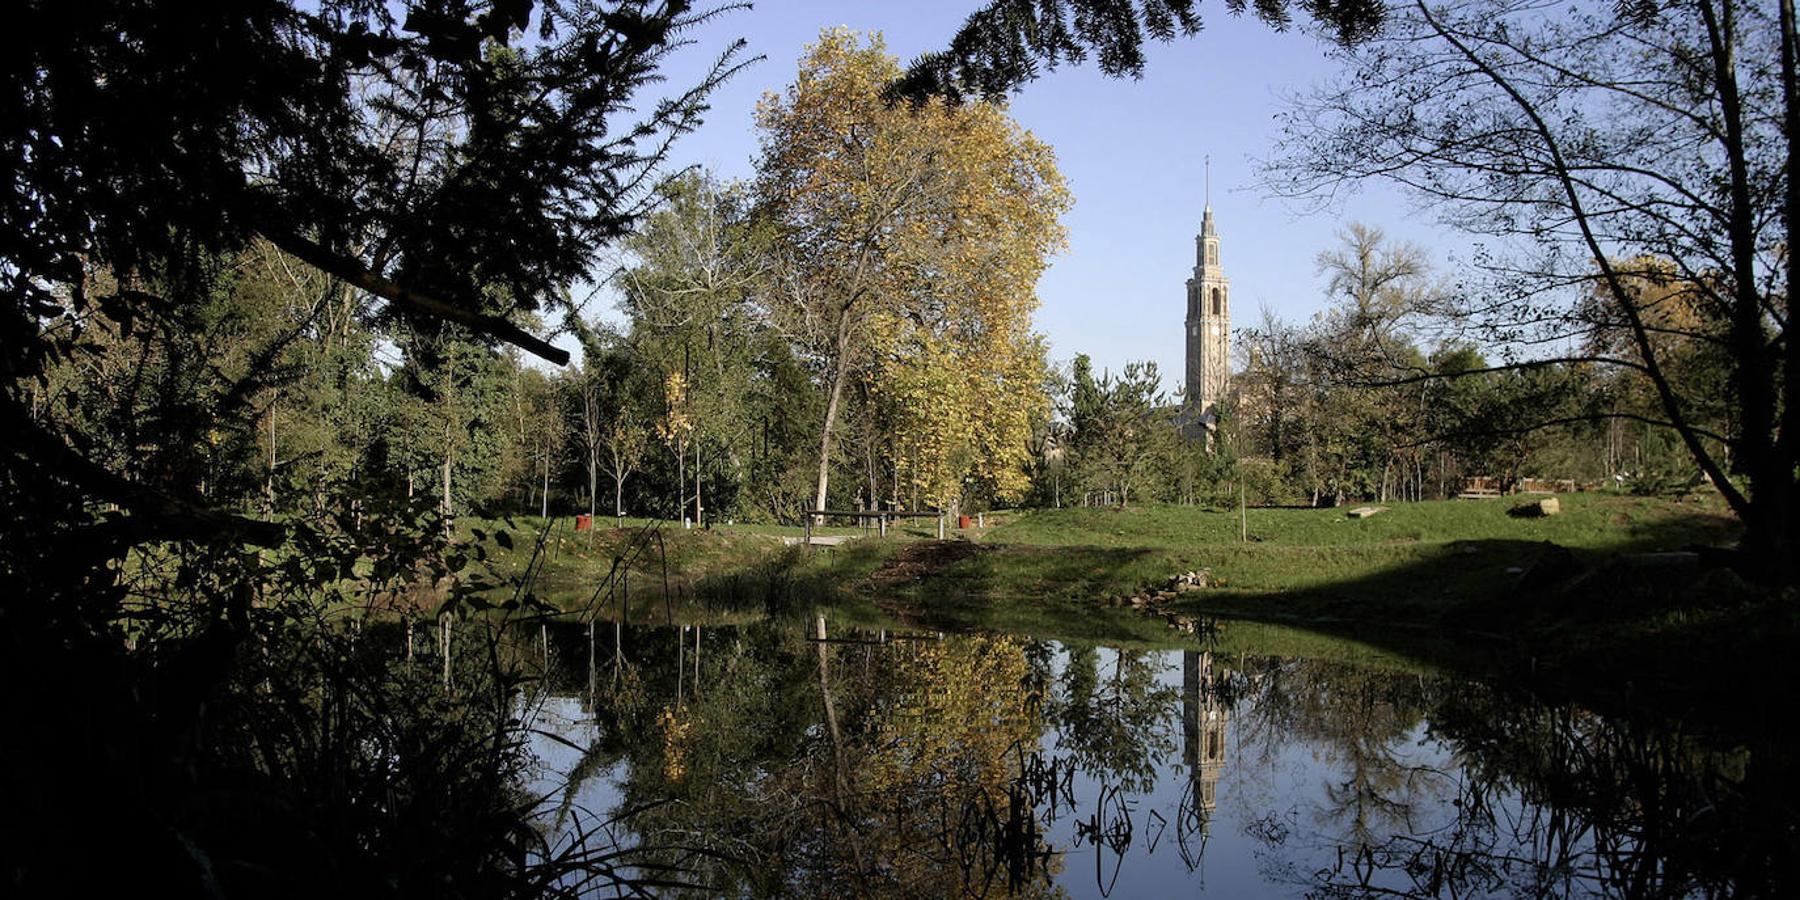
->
[1172,525,1792,740]
[869,507,1790,737]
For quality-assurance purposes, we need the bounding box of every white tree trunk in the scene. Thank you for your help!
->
[812,350,851,522]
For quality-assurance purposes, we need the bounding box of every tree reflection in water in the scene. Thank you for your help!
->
[1314,681,1790,898]
[519,618,1796,897]
[1230,650,1792,897]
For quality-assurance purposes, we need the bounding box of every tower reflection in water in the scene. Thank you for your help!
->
[1180,648,1230,870]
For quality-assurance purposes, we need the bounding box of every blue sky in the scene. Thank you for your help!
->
[601,0,1461,387]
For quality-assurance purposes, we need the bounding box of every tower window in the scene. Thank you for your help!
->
[1211,288,1221,316]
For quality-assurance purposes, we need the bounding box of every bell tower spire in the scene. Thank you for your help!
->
[1184,193,1230,438]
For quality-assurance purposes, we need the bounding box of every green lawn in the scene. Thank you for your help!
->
[939,493,1739,609]
[979,493,1731,551]
[465,494,1741,629]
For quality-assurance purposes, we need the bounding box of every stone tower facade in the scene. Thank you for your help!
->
[1184,206,1230,432]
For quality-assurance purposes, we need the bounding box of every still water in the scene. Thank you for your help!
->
[512,616,1782,897]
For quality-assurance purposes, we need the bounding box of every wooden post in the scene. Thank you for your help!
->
[804,517,813,550]
[937,514,945,540]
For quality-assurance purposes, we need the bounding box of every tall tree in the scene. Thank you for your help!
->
[755,29,1069,517]
[390,324,510,533]
[618,174,768,523]
[1,3,750,891]
[5,0,748,557]
[1269,0,1794,574]
[1311,224,1440,501]
[1078,361,1181,507]
[502,359,563,517]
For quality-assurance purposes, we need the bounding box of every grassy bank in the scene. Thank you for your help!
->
[470,494,1742,626]
[457,516,907,627]
[932,494,1794,732]
[457,495,1794,730]
[936,494,1729,613]
[948,496,1800,733]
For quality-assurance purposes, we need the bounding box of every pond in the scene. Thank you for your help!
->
[511,615,1789,897]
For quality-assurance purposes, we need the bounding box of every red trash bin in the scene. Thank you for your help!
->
[574,514,592,531]
[957,514,972,529]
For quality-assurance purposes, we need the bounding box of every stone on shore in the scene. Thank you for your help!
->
[1511,497,1562,517]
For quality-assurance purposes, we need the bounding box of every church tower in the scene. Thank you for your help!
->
[1185,205,1230,431]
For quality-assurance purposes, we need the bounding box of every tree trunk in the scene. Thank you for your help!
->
[441,450,453,539]
[1775,0,1800,579]
[265,398,276,513]
[814,614,871,887]
[1698,0,1787,578]
[863,428,878,513]
[812,339,853,523]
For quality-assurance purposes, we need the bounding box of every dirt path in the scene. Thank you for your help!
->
[867,539,983,590]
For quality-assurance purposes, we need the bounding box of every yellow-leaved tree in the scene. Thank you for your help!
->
[755,28,1070,517]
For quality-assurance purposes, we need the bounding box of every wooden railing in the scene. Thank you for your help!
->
[803,509,945,543]
[1457,476,1584,498]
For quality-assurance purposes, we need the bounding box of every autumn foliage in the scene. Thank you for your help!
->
[756,29,1070,511]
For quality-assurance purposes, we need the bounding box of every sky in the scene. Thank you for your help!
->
[595,0,1462,386]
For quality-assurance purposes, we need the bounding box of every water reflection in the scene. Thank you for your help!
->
[514,617,1794,897]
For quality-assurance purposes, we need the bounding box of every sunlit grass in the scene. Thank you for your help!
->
[922,493,1740,620]
[453,494,1745,662]
[979,492,1734,551]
